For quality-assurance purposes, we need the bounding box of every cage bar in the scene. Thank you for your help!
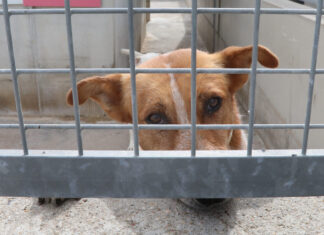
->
[1,0,28,155]
[127,0,140,156]
[64,0,83,156]
[301,0,323,155]
[190,0,197,156]
[247,0,261,156]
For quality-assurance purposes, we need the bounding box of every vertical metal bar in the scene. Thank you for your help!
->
[191,0,198,157]
[128,0,140,156]
[2,0,28,155]
[302,0,323,155]
[64,0,83,156]
[247,0,261,156]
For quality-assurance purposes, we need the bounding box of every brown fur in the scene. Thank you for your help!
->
[66,45,279,150]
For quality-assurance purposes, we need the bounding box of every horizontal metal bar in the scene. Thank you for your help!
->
[0,149,323,198]
[199,8,324,15]
[17,68,129,74]
[1,8,323,15]
[0,68,130,74]
[1,68,324,75]
[2,149,324,157]
[0,8,128,15]
[1,8,65,15]
[135,8,191,13]
[1,123,324,130]
[71,8,128,14]
[136,68,321,74]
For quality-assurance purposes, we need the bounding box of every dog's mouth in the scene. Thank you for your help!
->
[137,128,234,151]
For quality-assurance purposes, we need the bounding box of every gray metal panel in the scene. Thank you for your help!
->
[0,1,324,198]
[0,153,323,198]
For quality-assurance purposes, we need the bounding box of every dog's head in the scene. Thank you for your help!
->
[67,45,278,150]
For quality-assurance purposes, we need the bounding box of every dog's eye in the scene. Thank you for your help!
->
[205,97,222,114]
[146,113,167,124]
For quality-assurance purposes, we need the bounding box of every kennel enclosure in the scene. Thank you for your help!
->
[0,0,324,198]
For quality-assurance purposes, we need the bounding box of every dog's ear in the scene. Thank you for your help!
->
[217,45,279,93]
[66,74,131,123]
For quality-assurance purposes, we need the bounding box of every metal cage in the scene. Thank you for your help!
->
[0,0,324,198]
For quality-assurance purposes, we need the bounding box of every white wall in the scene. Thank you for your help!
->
[209,0,324,149]
[0,0,146,118]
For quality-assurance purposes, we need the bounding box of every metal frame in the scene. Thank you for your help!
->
[1,0,324,198]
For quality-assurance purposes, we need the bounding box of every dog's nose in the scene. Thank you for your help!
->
[174,130,191,150]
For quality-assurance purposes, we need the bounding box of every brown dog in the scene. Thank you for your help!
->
[67,45,278,150]
[65,45,278,209]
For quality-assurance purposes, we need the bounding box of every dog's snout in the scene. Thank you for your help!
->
[173,130,230,151]
[197,138,228,151]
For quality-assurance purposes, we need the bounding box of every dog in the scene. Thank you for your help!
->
[41,45,278,208]
[66,45,278,150]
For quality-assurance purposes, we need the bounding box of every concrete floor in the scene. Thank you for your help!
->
[0,1,323,234]
[1,196,323,234]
